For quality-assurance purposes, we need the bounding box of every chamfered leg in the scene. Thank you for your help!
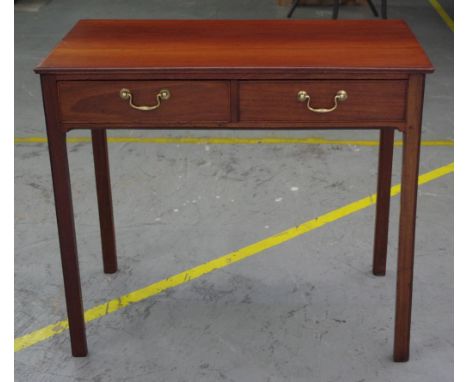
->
[373,128,395,276]
[91,129,118,274]
[393,74,424,362]
[42,75,88,356]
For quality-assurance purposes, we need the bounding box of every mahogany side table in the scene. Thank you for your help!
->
[35,19,433,361]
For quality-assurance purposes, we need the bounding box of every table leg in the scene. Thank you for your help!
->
[372,128,394,276]
[92,130,118,274]
[47,131,88,356]
[42,75,87,356]
[393,74,424,362]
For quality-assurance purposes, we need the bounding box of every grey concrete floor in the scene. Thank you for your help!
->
[14,0,453,381]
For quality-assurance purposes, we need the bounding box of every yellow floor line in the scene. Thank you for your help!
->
[14,136,454,147]
[428,0,454,31]
[14,162,454,353]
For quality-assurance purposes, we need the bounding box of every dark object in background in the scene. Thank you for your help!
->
[287,0,387,19]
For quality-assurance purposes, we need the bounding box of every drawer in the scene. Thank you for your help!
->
[239,80,407,122]
[58,81,231,123]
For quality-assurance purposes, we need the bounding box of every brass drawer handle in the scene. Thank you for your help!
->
[119,88,171,111]
[297,90,348,113]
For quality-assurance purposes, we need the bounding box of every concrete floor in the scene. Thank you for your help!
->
[14,1,453,381]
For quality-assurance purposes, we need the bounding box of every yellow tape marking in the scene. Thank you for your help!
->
[428,0,454,31]
[14,162,454,353]
[14,136,454,147]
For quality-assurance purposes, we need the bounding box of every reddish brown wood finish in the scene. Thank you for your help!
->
[58,81,230,123]
[92,130,117,274]
[61,120,407,131]
[41,75,88,356]
[35,20,432,361]
[393,74,424,362]
[373,128,395,276]
[230,80,239,123]
[55,72,412,81]
[35,20,433,74]
[239,80,407,122]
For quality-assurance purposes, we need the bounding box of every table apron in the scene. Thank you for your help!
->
[60,122,407,131]
[53,77,410,132]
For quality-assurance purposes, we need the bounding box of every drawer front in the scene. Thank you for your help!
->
[239,80,407,122]
[58,81,231,123]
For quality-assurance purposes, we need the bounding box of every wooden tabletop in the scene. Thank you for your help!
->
[35,19,433,74]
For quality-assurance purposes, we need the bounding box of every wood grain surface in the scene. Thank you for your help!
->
[58,80,231,123]
[35,19,433,74]
[239,80,407,122]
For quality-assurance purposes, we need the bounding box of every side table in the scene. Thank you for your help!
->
[35,19,434,361]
